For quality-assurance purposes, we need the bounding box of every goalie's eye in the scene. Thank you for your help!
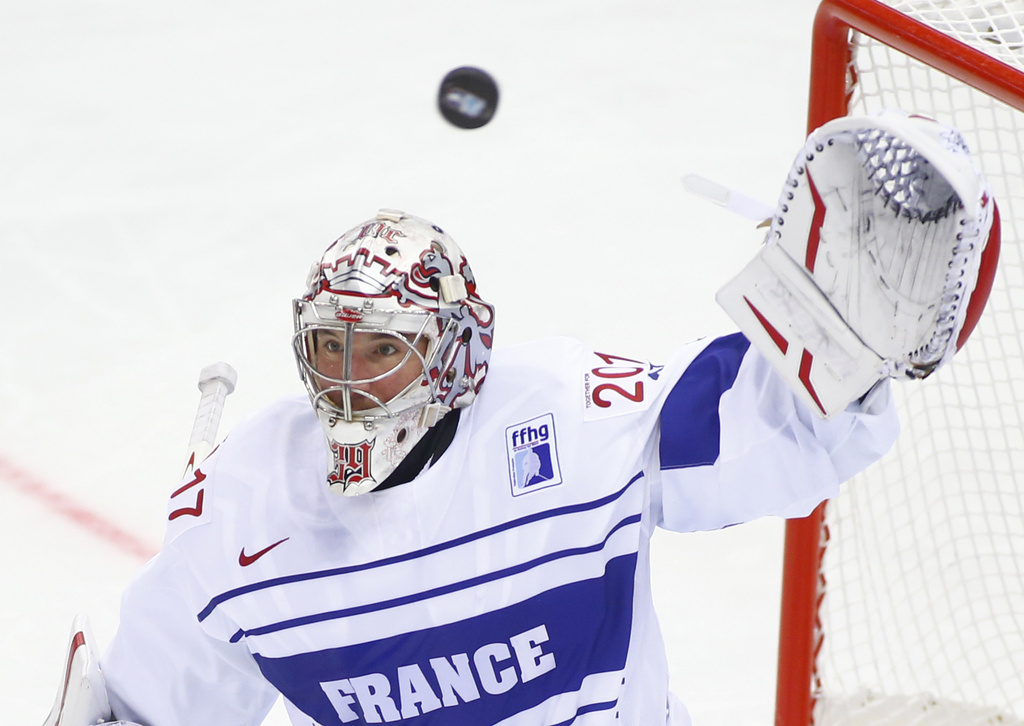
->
[373,341,402,358]
[316,331,346,355]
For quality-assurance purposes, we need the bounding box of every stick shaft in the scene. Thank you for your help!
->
[183,362,237,477]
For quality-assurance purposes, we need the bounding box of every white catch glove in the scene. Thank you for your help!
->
[42,614,144,726]
[717,110,999,417]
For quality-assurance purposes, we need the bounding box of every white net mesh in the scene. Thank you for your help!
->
[813,2,1024,725]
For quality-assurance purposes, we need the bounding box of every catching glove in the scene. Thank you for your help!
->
[717,110,999,417]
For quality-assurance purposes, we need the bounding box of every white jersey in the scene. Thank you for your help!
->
[102,335,898,726]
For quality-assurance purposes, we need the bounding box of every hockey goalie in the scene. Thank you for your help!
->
[42,110,997,726]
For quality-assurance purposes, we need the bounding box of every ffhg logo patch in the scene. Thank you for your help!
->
[505,413,562,496]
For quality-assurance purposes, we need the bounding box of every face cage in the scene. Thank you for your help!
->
[292,307,461,424]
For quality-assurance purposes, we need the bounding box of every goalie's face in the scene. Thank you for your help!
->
[310,329,431,414]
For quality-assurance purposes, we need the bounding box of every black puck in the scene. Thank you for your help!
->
[438,67,499,130]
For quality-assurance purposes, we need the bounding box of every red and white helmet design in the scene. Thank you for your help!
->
[293,209,495,495]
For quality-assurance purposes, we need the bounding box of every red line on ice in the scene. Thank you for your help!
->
[0,455,158,561]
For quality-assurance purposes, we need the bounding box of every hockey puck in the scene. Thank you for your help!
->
[438,67,499,130]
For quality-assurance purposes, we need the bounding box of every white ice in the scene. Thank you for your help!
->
[0,0,822,723]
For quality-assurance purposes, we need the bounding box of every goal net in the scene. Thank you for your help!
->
[776,2,1024,726]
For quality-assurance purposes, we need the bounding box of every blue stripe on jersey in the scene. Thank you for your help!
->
[229,512,642,642]
[198,470,646,623]
[659,333,750,470]
[552,699,619,726]
[253,553,636,726]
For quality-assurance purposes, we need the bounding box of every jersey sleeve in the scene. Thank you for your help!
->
[651,332,900,533]
[101,542,280,726]
[99,397,324,726]
[101,442,282,726]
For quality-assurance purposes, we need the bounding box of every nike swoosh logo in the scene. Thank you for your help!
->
[239,537,290,567]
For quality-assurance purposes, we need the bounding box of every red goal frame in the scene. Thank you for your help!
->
[775,3,1024,726]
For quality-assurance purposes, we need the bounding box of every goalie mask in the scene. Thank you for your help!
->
[293,210,495,495]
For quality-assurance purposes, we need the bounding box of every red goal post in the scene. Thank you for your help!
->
[776,2,1024,726]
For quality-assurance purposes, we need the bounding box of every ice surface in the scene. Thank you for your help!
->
[0,0,821,723]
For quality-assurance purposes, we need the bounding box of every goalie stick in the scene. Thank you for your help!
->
[182,361,238,478]
[682,173,775,223]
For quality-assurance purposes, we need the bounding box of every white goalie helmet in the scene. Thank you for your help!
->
[293,209,495,495]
